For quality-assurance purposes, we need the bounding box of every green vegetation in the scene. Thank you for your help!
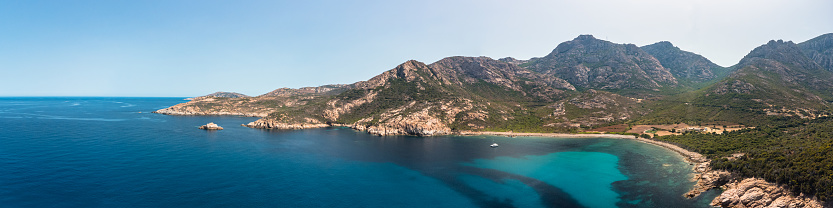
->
[335,78,447,124]
[652,117,833,201]
[168,34,833,203]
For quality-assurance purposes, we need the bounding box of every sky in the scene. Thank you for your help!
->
[1,0,831,97]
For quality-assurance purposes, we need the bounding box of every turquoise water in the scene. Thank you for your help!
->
[0,97,717,207]
[466,152,627,208]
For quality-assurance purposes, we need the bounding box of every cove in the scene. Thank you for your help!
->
[465,151,627,208]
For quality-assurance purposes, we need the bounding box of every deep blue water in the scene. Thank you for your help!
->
[0,97,718,207]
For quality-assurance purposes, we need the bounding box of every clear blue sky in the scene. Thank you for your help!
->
[2,0,831,97]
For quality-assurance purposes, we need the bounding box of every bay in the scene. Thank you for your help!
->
[0,97,717,207]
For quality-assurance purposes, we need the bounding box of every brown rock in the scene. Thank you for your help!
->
[243,118,329,130]
[199,122,224,130]
[711,178,825,208]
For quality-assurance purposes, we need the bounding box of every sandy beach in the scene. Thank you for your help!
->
[455,131,705,162]
[455,131,637,139]
[455,131,714,198]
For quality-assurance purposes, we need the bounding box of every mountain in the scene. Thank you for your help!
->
[153,33,833,206]
[641,41,730,86]
[193,91,249,99]
[639,39,833,125]
[524,35,677,91]
[798,33,833,72]
[154,85,350,117]
[159,54,651,135]
[157,34,833,130]
[729,39,833,108]
[245,57,586,135]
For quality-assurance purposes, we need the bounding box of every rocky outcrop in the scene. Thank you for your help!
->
[243,118,330,129]
[353,109,452,136]
[712,178,825,208]
[685,167,733,199]
[199,122,224,130]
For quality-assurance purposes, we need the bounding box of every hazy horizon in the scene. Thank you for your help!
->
[2,0,832,97]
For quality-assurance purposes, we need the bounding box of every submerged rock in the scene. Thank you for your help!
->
[199,122,224,130]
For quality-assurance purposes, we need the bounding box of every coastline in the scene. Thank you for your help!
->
[147,105,829,207]
[455,131,717,199]
[455,131,638,139]
[457,131,828,207]
[153,107,827,207]
[456,131,705,162]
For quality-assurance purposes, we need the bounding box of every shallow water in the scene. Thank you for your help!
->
[0,97,717,207]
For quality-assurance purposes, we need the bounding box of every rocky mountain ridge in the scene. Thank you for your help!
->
[798,33,833,72]
[641,41,729,85]
[524,35,677,90]
[244,56,584,135]
[153,33,833,207]
[706,39,833,117]
[156,34,833,136]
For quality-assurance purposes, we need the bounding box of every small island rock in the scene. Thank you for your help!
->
[199,122,224,130]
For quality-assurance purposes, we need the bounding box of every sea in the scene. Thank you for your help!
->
[0,97,719,208]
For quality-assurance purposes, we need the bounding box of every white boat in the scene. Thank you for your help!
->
[490,143,499,148]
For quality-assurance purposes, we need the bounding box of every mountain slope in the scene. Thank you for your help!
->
[641,41,730,87]
[798,33,833,72]
[201,91,250,98]
[639,39,833,125]
[154,85,350,117]
[524,35,677,91]
[246,57,587,135]
[158,34,833,131]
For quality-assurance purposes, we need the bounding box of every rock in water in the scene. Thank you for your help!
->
[199,122,224,130]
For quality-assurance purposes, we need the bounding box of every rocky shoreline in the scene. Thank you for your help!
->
[153,108,267,117]
[457,131,827,208]
[460,132,719,196]
[242,119,330,129]
[713,178,824,208]
[154,106,827,207]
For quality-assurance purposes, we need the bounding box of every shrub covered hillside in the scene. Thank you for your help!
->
[653,117,833,201]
